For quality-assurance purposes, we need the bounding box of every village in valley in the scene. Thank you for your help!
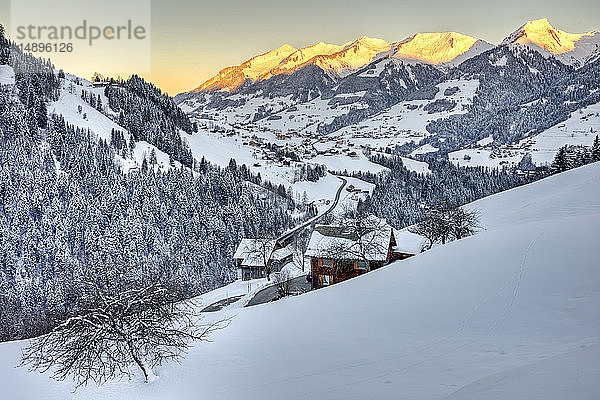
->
[176,89,600,311]
[41,73,600,313]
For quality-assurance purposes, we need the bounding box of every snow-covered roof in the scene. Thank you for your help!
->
[392,228,429,255]
[305,217,393,262]
[234,239,276,267]
[271,247,293,261]
[234,239,292,267]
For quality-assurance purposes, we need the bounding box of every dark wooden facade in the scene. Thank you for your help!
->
[235,249,293,281]
[310,237,395,289]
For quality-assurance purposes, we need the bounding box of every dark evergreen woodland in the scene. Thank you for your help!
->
[0,29,301,341]
[357,154,538,228]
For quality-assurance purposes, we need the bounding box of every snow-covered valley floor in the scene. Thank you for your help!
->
[1,163,600,399]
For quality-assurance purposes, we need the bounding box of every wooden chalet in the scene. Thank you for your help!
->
[233,239,293,281]
[390,228,429,260]
[305,219,396,289]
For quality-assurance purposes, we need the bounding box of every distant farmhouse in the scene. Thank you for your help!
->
[306,218,427,288]
[233,239,293,280]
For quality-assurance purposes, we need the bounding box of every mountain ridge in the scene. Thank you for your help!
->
[502,18,599,67]
[189,18,597,95]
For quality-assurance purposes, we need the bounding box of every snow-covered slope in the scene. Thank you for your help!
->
[503,18,600,68]
[191,44,297,93]
[386,32,493,68]
[258,42,344,80]
[51,74,181,172]
[1,160,599,399]
[0,64,15,85]
[449,101,600,168]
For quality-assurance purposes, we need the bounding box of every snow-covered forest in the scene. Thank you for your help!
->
[0,28,303,341]
[350,154,535,228]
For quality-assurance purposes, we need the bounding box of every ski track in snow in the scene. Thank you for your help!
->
[291,235,543,400]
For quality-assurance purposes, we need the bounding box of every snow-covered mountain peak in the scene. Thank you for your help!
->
[503,18,599,67]
[388,32,494,66]
[191,44,297,93]
[258,41,343,80]
[342,36,390,51]
[308,36,392,77]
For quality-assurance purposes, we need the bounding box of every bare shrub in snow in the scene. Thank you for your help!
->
[21,282,225,388]
[410,208,479,248]
[273,268,293,297]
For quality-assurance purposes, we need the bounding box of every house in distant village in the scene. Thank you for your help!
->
[233,239,293,280]
[306,218,427,289]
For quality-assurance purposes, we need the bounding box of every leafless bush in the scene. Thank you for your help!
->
[21,281,226,388]
[273,268,293,296]
[410,207,479,248]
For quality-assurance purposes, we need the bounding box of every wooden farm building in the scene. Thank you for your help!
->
[305,218,394,289]
[233,239,293,281]
[306,220,428,289]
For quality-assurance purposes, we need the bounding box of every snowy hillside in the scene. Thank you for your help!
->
[0,64,14,85]
[50,75,181,172]
[1,160,599,399]
[449,102,600,168]
[503,18,600,68]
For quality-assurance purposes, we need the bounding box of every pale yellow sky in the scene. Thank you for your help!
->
[1,0,599,95]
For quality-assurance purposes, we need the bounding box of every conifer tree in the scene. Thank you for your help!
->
[592,135,600,162]
[550,146,569,174]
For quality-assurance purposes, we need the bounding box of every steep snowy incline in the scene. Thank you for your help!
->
[0,163,599,399]
[191,44,297,93]
[388,32,493,67]
[51,74,183,172]
[503,18,600,67]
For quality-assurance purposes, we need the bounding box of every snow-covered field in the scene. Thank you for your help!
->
[373,151,431,174]
[312,152,387,174]
[0,65,15,85]
[336,78,479,141]
[410,143,439,157]
[181,126,380,210]
[1,161,599,400]
[524,102,600,165]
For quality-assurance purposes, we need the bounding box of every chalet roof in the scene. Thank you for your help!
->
[234,239,292,267]
[234,239,276,267]
[392,228,429,255]
[305,217,393,262]
[271,247,293,261]
[313,225,359,241]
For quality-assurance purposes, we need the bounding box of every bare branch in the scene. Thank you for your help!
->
[21,282,227,388]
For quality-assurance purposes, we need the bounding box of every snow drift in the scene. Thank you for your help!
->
[1,163,599,399]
